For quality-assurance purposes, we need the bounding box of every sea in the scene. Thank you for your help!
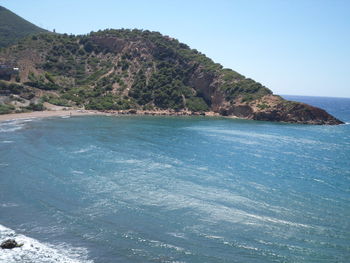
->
[0,95,349,263]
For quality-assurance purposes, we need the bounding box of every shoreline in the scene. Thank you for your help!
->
[0,109,221,123]
[0,110,107,122]
[1,109,342,125]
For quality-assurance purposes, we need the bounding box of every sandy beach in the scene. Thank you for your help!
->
[0,109,221,123]
[0,110,106,122]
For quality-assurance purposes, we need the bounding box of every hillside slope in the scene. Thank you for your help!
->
[0,29,343,124]
[0,6,47,48]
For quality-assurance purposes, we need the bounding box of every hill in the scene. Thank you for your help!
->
[0,24,343,124]
[0,6,47,48]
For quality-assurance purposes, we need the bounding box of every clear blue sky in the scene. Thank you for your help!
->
[2,0,350,97]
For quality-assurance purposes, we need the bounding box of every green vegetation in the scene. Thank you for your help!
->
[257,103,269,110]
[0,103,15,114]
[0,6,47,48]
[221,78,272,102]
[130,65,192,110]
[42,95,71,107]
[85,95,135,110]
[0,26,274,113]
[24,80,60,90]
[186,97,209,112]
[222,68,244,81]
[0,81,23,94]
[129,70,150,105]
[26,102,44,111]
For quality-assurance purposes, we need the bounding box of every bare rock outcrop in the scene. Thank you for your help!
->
[1,239,23,249]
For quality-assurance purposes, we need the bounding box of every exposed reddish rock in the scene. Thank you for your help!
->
[253,102,343,125]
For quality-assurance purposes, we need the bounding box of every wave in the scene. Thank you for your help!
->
[0,125,23,133]
[0,118,38,133]
[0,203,18,208]
[72,170,84,175]
[187,126,320,145]
[1,140,14,143]
[121,232,192,257]
[72,145,97,154]
[0,224,93,263]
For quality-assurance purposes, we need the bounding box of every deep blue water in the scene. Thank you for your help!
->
[0,96,349,262]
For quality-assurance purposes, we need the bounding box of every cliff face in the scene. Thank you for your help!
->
[0,29,343,124]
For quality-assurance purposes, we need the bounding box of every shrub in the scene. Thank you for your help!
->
[186,97,209,112]
[0,81,23,94]
[42,96,71,107]
[0,104,15,114]
[24,81,60,90]
[26,102,44,111]
[257,103,269,110]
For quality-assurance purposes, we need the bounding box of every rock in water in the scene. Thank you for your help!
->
[1,239,23,249]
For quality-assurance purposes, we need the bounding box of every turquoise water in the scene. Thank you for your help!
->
[0,96,349,262]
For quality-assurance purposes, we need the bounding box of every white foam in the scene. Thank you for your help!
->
[82,162,314,233]
[0,224,93,263]
[124,159,142,164]
[203,234,224,240]
[1,140,14,143]
[0,125,23,133]
[0,203,18,208]
[72,145,96,154]
[0,118,38,133]
[149,239,186,252]
[167,232,187,239]
[188,126,319,145]
[72,170,84,175]
[313,178,325,183]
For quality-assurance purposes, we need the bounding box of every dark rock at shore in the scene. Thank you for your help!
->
[253,102,343,125]
[1,239,23,249]
[215,95,344,125]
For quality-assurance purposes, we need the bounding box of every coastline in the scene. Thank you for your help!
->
[0,110,105,122]
[0,109,221,123]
